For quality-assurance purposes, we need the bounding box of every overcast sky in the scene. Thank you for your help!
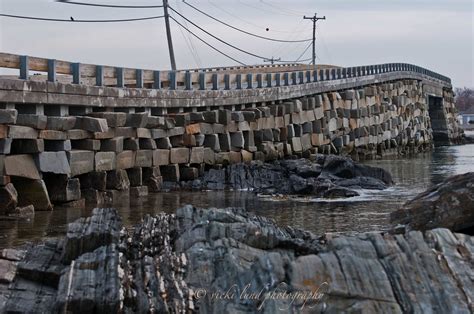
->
[0,0,473,87]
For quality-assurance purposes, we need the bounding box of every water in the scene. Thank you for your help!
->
[1,141,473,249]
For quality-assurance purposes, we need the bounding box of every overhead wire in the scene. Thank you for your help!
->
[170,16,246,66]
[237,0,297,17]
[206,0,298,34]
[55,1,163,9]
[170,5,315,64]
[259,0,307,16]
[168,6,270,60]
[0,13,164,22]
[175,0,202,67]
[182,0,311,43]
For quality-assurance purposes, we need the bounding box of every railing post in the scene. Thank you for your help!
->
[313,70,318,82]
[224,74,230,90]
[236,74,242,89]
[256,73,263,88]
[319,69,325,81]
[136,69,143,88]
[283,73,290,86]
[199,72,207,90]
[306,70,311,83]
[275,73,281,86]
[116,67,124,87]
[266,73,272,87]
[336,68,342,79]
[96,65,103,86]
[212,73,219,90]
[331,69,336,80]
[169,71,177,90]
[20,55,29,80]
[153,70,161,89]
[298,71,304,84]
[247,73,253,89]
[72,63,81,84]
[48,59,56,82]
[185,71,192,90]
[342,68,347,78]
[291,72,297,85]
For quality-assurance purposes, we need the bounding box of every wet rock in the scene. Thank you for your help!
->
[61,208,121,263]
[0,183,18,214]
[55,245,120,314]
[12,178,52,210]
[9,205,35,219]
[391,172,474,232]
[0,206,472,313]
[195,156,392,198]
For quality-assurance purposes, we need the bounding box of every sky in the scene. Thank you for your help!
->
[0,0,473,87]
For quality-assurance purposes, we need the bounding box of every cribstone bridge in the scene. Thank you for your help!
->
[0,52,462,212]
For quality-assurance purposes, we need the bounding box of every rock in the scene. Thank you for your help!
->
[9,205,35,218]
[1,206,472,313]
[0,109,17,124]
[4,154,41,180]
[46,116,76,131]
[8,125,38,139]
[55,245,120,314]
[16,114,47,129]
[95,152,116,171]
[0,183,18,215]
[75,116,108,133]
[61,208,121,263]
[67,150,95,176]
[0,259,17,283]
[106,170,130,191]
[87,112,126,127]
[391,172,474,232]
[12,178,53,210]
[36,151,71,175]
[194,157,392,198]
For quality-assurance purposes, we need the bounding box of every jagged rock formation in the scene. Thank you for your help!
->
[391,172,474,233]
[0,205,472,313]
[168,155,393,198]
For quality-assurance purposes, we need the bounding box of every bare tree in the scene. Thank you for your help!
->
[455,87,474,113]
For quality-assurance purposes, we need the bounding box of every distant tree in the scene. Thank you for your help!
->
[455,87,474,113]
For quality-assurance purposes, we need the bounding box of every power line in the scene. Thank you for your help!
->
[168,6,270,60]
[259,1,306,16]
[237,0,296,17]
[170,16,246,66]
[55,0,163,9]
[206,0,297,34]
[182,1,311,43]
[175,1,202,67]
[171,5,314,64]
[0,13,164,23]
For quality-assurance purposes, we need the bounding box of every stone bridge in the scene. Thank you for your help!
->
[0,52,462,212]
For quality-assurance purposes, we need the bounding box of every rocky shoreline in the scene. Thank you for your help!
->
[0,172,473,313]
[164,154,393,198]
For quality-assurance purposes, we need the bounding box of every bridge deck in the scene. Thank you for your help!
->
[0,52,451,110]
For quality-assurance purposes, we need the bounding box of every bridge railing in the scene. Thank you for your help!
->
[0,52,451,92]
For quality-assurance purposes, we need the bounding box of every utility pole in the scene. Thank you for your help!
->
[303,13,325,66]
[263,57,281,65]
[163,0,176,70]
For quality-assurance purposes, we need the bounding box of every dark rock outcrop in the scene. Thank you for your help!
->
[1,205,472,313]
[391,172,474,233]
[171,155,393,198]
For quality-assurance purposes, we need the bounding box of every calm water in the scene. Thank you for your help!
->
[1,140,473,249]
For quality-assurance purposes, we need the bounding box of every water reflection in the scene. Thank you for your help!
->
[1,143,473,249]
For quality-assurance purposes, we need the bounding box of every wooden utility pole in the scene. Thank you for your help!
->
[303,13,325,66]
[163,0,176,70]
[263,57,281,65]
